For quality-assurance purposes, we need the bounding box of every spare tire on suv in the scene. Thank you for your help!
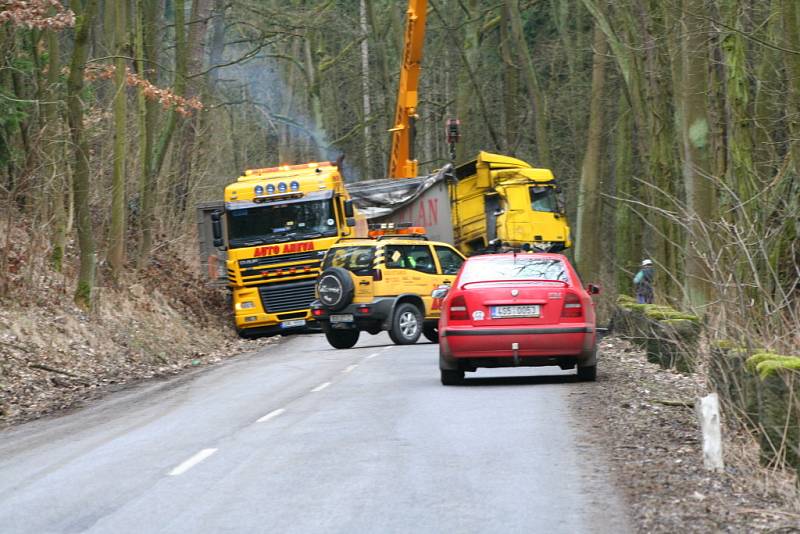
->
[317,267,355,311]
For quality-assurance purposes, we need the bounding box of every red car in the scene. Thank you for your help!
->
[435,253,599,385]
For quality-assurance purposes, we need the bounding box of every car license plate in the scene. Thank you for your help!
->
[491,305,540,318]
[329,314,354,324]
[281,319,306,328]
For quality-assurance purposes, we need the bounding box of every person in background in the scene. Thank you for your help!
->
[634,259,655,304]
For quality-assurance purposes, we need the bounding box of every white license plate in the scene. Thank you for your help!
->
[491,305,540,318]
[281,319,306,328]
[329,314,354,324]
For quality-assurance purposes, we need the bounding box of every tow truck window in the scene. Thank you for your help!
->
[384,245,436,274]
[434,246,464,275]
[323,246,375,276]
[227,199,337,248]
[530,186,559,213]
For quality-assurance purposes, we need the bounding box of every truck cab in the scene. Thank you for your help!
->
[203,161,366,337]
[452,151,572,254]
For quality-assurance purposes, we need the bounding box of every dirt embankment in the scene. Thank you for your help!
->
[0,240,275,428]
[574,337,800,532]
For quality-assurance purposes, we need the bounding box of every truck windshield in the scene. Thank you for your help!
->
[227,199,338,248]
[530,186,559,213]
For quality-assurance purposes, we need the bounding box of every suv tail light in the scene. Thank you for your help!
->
[561,291,583,318]
[372,269,382,281]
[449,295,468,320]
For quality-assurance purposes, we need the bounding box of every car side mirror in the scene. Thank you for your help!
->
[344,199,354,218]
[587,283,601,295]
[431,286,449,299]
[346,217,355,227]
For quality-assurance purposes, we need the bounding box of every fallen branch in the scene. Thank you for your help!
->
[0,339,30,353]
[28,363,88,381]
[652,398,694,407]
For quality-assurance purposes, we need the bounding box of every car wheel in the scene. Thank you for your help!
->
[422,324,438,343]
[324,329,360,349]
[388,303,422,345]
[317,267,355,312]
[440,369,464,385]
[577,364,597,381]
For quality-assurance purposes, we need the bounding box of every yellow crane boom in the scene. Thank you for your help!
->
[388,0,427,179]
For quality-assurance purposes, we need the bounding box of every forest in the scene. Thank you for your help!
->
[0,0,797,355]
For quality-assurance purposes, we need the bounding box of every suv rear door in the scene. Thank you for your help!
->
[322,245,376,301]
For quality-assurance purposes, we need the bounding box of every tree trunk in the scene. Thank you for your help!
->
[506,0,550,166]
[680,0,714,310]
[575,18,607,280]
[108,0,128,279]
[360,0,373,177]
[44,29,66,272]
[66,0,100,309]
[136,0,160,269]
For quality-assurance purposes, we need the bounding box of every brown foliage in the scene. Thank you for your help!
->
[0,0,74,30]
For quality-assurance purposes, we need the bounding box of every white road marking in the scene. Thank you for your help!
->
[257,408,286,423]
[311,381,331,392]
[365,352,379,360]
[168,448,217,476]
[343,364,358,373]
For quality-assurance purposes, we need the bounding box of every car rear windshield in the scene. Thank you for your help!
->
[323,246,375,276]
[459,256,569,285]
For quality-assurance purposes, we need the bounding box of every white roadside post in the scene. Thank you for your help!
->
[696,393,724,471]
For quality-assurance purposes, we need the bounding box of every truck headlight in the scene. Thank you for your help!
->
[238,301,255,310]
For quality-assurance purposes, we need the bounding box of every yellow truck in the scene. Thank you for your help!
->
[348,151,571,255]
[197,161,365,338]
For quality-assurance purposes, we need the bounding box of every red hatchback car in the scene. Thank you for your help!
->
[436,253,599,385]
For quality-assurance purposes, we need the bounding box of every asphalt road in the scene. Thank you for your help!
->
[0,332,631,533]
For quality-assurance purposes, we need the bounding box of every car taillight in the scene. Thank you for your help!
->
[312,308,323,317]
[449,295,468,320]
[372,269,382,281]
[561,291,583,318]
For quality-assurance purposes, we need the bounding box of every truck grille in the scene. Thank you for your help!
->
[259,280,317,313]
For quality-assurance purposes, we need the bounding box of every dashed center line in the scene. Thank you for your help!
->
[311,381,331,392]
[257,408,285,423]
[343,364,358,373]
[168,448,217,476]
[365,352,379,360]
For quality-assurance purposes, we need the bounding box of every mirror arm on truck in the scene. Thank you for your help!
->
[211,210,225,248]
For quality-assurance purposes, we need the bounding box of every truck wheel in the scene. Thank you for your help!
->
[440,369,464,385]
[325,329,360,349]
[388,303,422,345]
[422,324,438,343]
[317,267,355,311]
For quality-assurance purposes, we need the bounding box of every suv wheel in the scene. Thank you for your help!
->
[325,329,360,349]
[422,324,438,343]
[388,303,422,345]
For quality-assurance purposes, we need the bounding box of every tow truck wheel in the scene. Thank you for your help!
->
[388,303,422,345]
[422,324,438,343]
[325,329,360,349]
